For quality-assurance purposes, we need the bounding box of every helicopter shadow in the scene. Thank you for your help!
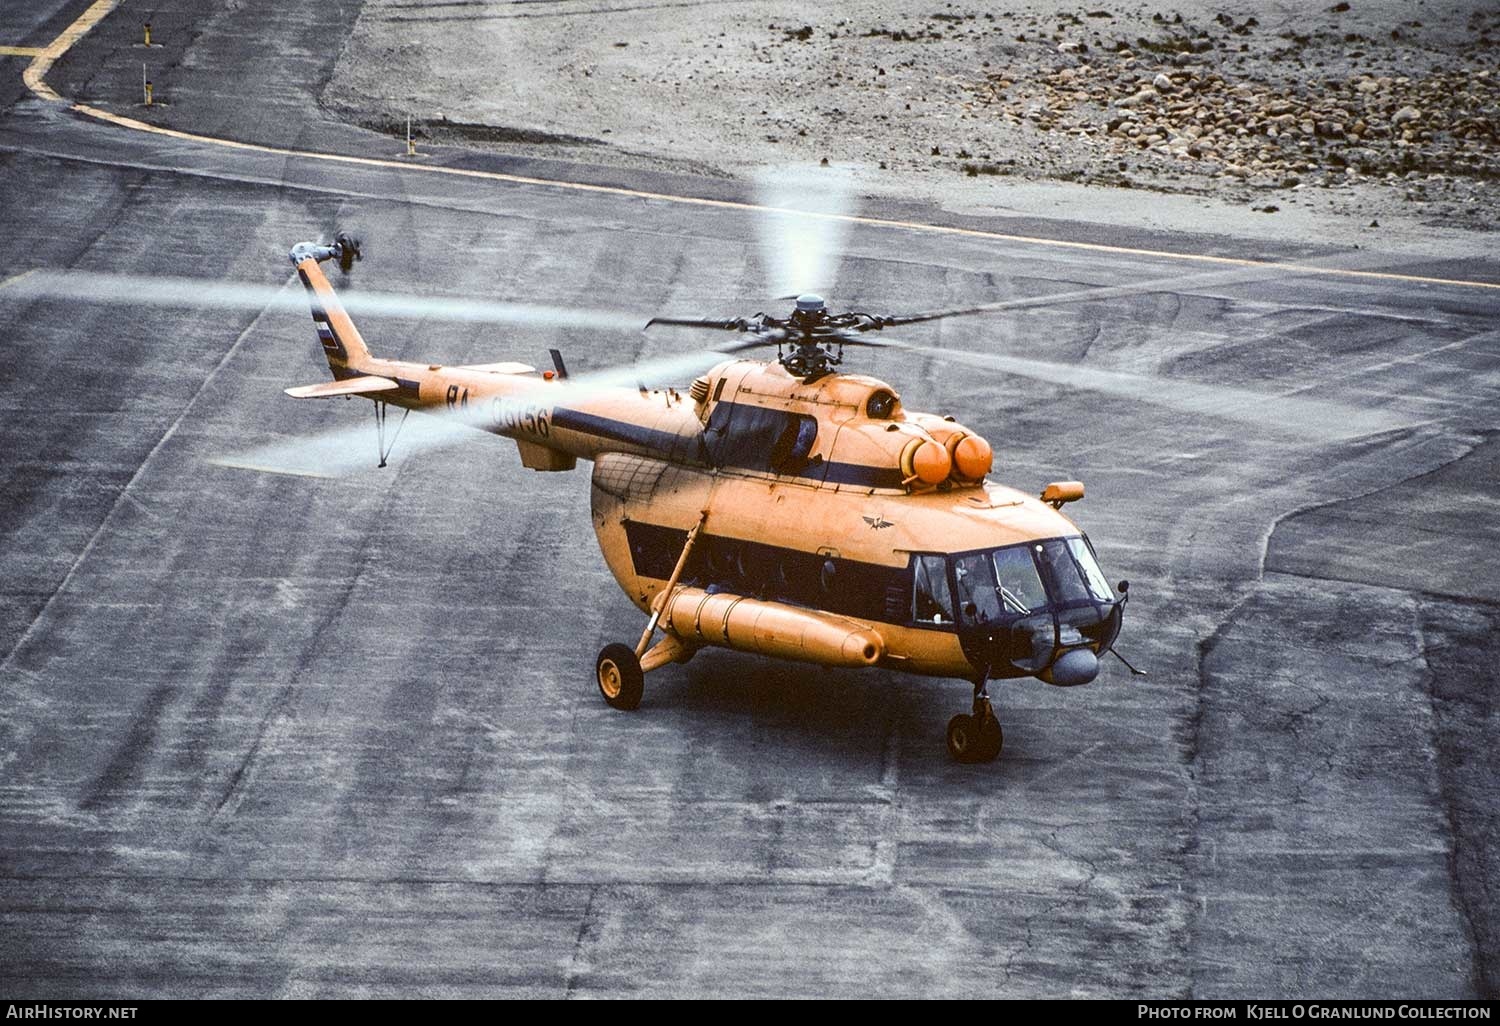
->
[595,646,1063,796]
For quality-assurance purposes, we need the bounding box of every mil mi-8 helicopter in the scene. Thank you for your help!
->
[261,210,1138,764]
[12,173,1402,763]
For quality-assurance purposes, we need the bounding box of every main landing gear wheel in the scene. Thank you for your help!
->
[596,643,644,711]
[947,692,1003,763]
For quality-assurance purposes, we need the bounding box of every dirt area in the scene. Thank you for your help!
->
[322,0,1499,249]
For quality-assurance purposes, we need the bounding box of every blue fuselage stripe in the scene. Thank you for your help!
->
[550,407,685,455]
[552,407,899,489]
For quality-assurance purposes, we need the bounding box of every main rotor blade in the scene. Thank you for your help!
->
[212,412,476,478]
[0,269,650,333]
[889,341,1411,443]
[209,346,746,478]
[753,166,856,299]
[644,317,789,349]
[645,316,748,331]
[871,248,1419,330]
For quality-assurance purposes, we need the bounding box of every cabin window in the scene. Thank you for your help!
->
[912,554,953,625]
[623,522,901,621]
[705,536,743,580]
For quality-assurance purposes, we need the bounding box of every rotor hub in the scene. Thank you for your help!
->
[784,295,842,379]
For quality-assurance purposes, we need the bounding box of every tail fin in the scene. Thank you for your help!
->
[289,238,371,376]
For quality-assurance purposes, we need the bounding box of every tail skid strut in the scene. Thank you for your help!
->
[373,399,409,469]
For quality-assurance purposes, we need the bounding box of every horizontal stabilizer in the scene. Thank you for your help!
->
[458,361,536,375]
[284,376,400,399]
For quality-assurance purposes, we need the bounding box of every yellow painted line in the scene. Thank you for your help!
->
[0,268,39,290]
[25,0,1500,295]
[23,0,118,101]
[0,46,46,57]
[70,102,1500,294]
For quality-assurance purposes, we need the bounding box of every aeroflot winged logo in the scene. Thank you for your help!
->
[863,514,895,530]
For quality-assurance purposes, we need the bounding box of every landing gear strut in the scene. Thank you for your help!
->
[594,510,708,713]
[946,681,1003,763]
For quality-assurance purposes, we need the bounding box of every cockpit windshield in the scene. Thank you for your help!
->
[993,545,1049,614]
[908,536,1119,681]
[1033,537,1114,607]
[1066,537,1114,602]
[917,536,1114,629]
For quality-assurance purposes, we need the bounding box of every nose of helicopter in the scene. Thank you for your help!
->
[956,603,1118,688]
[1045,646,1100,687]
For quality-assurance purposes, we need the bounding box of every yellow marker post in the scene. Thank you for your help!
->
[144,80,152,106]
[406,115,416,157]
[143,22,151,46]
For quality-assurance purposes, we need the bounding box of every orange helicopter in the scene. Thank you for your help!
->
[270,229,1141,764]
[8,176,1408,764]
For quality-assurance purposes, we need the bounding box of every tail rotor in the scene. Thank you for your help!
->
[333,231,362,276]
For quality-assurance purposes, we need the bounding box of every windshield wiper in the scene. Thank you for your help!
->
[998,584,1030,615]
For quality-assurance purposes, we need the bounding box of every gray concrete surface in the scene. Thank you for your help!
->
[0,0,1496,999]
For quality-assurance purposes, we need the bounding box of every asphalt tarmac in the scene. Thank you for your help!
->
[1,0,1496,999]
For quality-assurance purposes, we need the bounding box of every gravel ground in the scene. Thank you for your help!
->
[323,0,1500,248]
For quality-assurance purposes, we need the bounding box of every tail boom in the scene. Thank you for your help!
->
[290,238,371,373]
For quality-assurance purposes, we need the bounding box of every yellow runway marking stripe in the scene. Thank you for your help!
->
[23,0,119,101]
[0,46,46,57]
[25,0,1500,295]
[68,103,1500,294]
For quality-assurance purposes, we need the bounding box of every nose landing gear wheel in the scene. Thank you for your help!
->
[947,714,977,762]
[947,689,1004,763]
[974,711,1003,762]
[946,714,1002,763]
[596,643,644,710]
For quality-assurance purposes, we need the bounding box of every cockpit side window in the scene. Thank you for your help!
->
[769,414,818,473]
[704,403,818,476]
[953,552,1004,626]
[912,554,953,625]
